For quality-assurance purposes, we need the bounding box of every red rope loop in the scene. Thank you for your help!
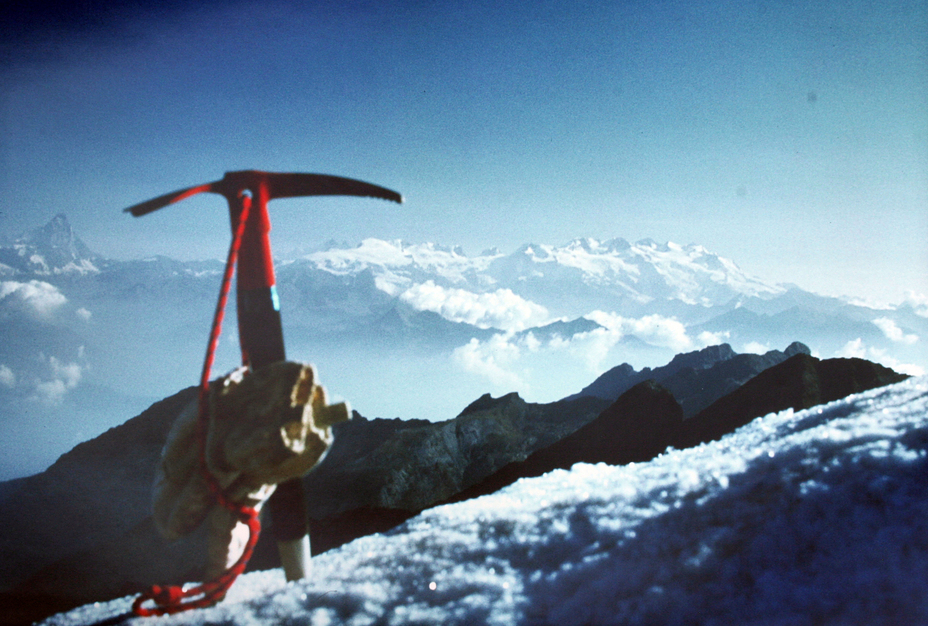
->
[133,196,262,617]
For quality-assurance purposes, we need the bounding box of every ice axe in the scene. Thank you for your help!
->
[124,170,402,582]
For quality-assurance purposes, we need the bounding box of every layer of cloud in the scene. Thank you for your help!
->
[584,311,694,352]
[452,335,530,389]
[0,280,67,319]
[31,353,85,404]
[872,317,919,345]
[836,339,924,377]
[0,364,15,388]
[452,312,728,394]
[401,281,549,332]
[742,341,771,355]
[903,291,928,318]
[697,330,731,347]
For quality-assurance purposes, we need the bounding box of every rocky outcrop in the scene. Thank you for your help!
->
[303,392,608,515]
[444,353,907,509]
[443,380,684,505]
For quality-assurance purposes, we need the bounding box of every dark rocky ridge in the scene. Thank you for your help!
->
[445,353,909,507]
[567,341,811,417]
[442,380,684,506]
[672,353,910,448]
[301,392,609,517]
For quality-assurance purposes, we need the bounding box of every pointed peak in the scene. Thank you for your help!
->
[667,343,736,370]
[8,214,99,274]
[49,213,70,228]
[458,391,525,416]
[564,237,598,252]
[604,238,631,252]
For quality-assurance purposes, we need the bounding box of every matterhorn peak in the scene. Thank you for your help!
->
[6,213,99,275]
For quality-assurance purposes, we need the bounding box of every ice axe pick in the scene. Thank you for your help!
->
[123,170,402,581]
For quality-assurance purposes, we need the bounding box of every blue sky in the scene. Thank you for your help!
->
[2,0,926,303]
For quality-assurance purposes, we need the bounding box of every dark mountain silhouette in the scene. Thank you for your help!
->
[567,341,810,417]
[664,341,810,417]
[566,343,737,402]
[672,353,910,449]
[442,380,683,506]
[443,353,908,509]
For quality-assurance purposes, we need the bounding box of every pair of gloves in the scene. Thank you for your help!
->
[152,361,349,579]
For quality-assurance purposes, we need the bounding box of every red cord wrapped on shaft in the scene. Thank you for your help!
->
[133,196,262,617]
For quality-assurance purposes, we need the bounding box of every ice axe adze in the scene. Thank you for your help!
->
[124,170,402,582]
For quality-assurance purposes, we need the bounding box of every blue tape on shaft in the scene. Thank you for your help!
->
[270,285,281,311]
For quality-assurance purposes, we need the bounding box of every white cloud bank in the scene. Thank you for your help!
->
[904,291,928,318]
[0,280,67,319]
[43,377,928,626]
[23,353,87,404]
[872,317,919,345]
[400,281,549,332]
[451,312,729,394]
[38,356,83,403]
[837,339,925,377]
[453,334,538,390]
[0,364,15,388]
[583,311,688,352]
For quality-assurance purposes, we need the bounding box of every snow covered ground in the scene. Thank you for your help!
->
[44,377,928,626]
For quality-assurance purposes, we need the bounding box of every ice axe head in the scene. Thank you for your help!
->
[124,170,402,287]
[124,170,403,218]
[124,170,402,368]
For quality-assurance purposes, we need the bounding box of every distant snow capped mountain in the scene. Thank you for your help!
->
[0,214,99,276]
[487,237,784,310]
[299,238,500,296]
[297,236,785,323]
[0,214,100,276]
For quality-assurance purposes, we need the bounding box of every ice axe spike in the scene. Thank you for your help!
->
[123,170,402,583]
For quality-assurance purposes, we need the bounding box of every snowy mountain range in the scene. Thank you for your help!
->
[0,214,925,479]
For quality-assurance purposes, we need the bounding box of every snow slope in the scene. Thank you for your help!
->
[44,376,928,626]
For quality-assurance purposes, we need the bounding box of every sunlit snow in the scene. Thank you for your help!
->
[42,377,928,625]
[303,236,785,316]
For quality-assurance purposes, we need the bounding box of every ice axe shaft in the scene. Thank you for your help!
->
[124,170,402,580]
